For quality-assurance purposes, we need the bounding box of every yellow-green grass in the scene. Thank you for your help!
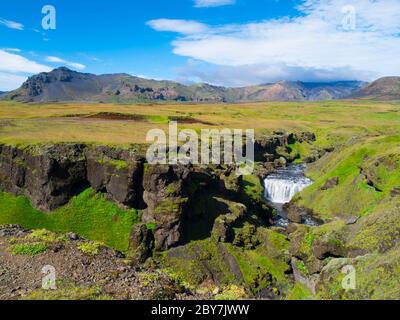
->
[0,100,399,147]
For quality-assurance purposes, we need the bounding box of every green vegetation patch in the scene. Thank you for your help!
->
[11,243,47,256]
[295,135,400,219]
[78,241,103,255]
[215,285,247,300]
[96,157,129,170]
[159,238,237,290]
[286,283,314,300]
[241,174,263,203]
[0,189,139,252]
[317,247,400,300]
[25,281,112,300]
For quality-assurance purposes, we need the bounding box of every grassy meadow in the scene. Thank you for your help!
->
[0,100,399,147]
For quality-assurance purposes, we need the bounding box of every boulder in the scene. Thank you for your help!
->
[320,176,339,190]
[291,257,319,295]
[294,132,316,143]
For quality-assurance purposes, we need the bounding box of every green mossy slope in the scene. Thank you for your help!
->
[295,135,400,219]
[0,189,139,252]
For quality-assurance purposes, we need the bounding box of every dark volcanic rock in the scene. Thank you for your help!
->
[141,165,213,250]
[311,239,346,260]
[129,224,154,264]
[285,204,312,224]
[0,144,88,211]
[85,146,145,208]
[254,132,294,162]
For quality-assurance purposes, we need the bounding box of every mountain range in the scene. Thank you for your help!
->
[348,77,400,100]
[1,67,399,103]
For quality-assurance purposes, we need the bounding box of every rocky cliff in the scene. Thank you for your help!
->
[0,132,314,254]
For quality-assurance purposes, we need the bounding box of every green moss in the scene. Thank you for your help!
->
[96,157,128,170]
[146,222,156,231]
[154,197,188,216]
[159,239,237,290]
[286,283,313,300]
[11,243,47,256]
[225,240,291,294]
[305,232,314,249]
[349,204,400,253]
[287,141,313,163]
[241,174,263,203]
[165,184,179,195]
[78,241,102,255]
[215,285,246,300]
[0,189,139,252]
[28,229,67,244]
[317,248,400,300]
[296,260,307,273]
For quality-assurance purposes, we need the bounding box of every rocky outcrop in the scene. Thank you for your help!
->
[0,144,88,211]
[141,165,194,250]
[129,224,154,264]
[0,144,148,211]
[85,146,144,208]
[254,132,295,162]
[284,203,319,224]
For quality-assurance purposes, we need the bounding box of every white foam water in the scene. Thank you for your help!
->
[264,164,313,204]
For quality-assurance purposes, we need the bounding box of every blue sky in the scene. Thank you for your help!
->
[1,0,400,90]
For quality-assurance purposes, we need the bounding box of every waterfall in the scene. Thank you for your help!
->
[264,164,313,204]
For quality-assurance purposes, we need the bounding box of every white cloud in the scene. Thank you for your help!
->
[147,19,209,34]
[0,72,27,91]
[67,62,86,70]
[3,48,21,53]
[45,56,64,63]
[0,50,51,74]
[45,56,86,70]
[177,62,372,87]
[150,0,400,84]
[194,0,235,8]
[0,50,52,90]
[0,18,24,30]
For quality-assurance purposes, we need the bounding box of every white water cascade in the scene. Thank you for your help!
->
[264,164,313,204]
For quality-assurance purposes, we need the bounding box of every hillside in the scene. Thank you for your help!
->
[350,77,400,100]
[2,67,364,103]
